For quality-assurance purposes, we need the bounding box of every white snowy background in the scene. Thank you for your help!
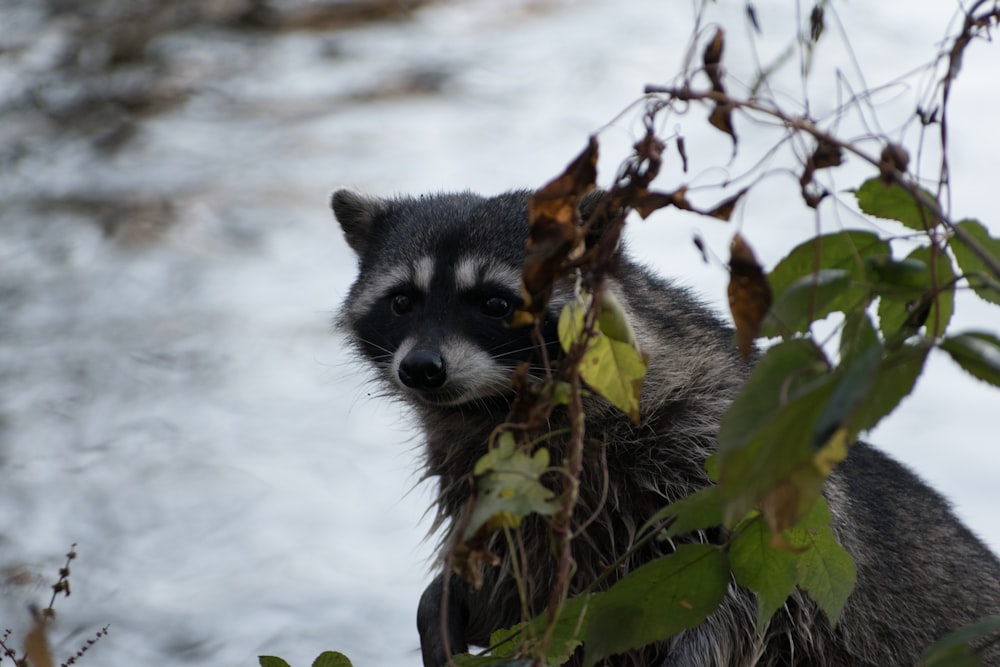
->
[0,1,997,666]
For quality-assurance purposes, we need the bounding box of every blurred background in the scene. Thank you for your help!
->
[0,1,997,665]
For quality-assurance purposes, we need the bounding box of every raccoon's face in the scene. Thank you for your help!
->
[333,189,560,407]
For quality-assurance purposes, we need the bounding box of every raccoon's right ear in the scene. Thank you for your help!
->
[330,188,386,256]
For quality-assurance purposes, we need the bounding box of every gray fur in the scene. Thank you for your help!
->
[332,189,1000,666]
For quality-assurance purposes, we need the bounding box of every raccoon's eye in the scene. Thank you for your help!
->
[480,296,511,318]
[391,293,414,316]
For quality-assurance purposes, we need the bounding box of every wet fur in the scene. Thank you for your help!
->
[333,189,1000,666]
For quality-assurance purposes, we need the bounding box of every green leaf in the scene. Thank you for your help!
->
[767,230,889,320]
[312,652,354,667]
[637,486,723,540]
[852,342,930,433]
[918,614,1000,667]
[951,219,1000,305]
[259,658,293,667]
[855,178,940,230]
[559,299,647,422]
[812,339,882,445]
[464,434,559,540]
[729,517,798,631]
[487,593,594,666]
[583,545,728,666]
[785,499,856,625]
[761,269,850,336]
[839,310,879,366]
[719,338,827,452]
[940,332,1000,387]
[866,256,931,290]
[718,339,833,522]
[876,245,955,341]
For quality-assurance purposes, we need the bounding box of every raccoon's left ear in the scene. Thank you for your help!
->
[331,188,386,256]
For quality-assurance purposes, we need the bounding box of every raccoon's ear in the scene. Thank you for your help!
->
[331,188,386,256]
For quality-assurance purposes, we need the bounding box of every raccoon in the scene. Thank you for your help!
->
[331,188,1000,666]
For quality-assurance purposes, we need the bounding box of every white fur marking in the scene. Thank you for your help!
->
[439,336,511,403]
[413,256,435,293]
[454,257,480,292]
[454,256,522,293]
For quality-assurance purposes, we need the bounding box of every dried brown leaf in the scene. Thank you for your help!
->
[709,103,737,146]
[878,143,910,182]
[703,28,725,93]
[705,187,749,221]
[633,128,665,183]
[451,541,501,591]
[811,139,843,170]
[630,190,671,219]
[728,233,772,361]
[518,137,599,322]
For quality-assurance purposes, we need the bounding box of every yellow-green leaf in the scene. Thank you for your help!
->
[598,291,639,346]
[464,436,558,541]
[559,299,647,422]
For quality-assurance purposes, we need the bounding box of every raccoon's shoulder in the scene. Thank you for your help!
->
[606,256,747,410]
[610,257,736,349]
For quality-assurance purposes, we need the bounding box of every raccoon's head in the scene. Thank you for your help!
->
[332,189,563,407]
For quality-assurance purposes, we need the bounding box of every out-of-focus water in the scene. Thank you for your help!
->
[1,1,997,665]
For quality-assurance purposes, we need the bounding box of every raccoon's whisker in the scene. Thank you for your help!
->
[486,341,555,360]
[353,337,396,357]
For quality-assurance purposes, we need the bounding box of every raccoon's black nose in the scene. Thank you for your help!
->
[398,349,446,390]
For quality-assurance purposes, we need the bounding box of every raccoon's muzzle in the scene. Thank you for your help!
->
[398,348,447,390]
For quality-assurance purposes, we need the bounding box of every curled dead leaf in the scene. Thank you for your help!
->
[811,139,843,171]
[705,187,749,221]
[451,541,501,591]
[879,143,910,182]
[518,137,599,323]
[709,103,737,147]
[631,188,689,219]
[703,28,725,93]
[728,233,772,361]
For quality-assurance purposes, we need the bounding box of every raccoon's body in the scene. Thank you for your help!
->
[332,188,1000,666]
